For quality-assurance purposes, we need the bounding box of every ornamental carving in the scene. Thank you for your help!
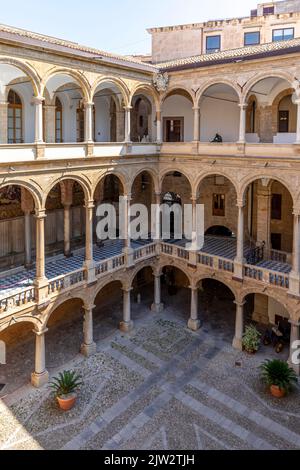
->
[153,72,169,92]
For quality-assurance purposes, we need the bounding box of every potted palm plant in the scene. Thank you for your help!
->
[49,370,83,411]
[242,325,261,354]
[260,359,298,398]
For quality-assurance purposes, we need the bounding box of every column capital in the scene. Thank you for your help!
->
[294,98,300,106]
[123,193,132,201]
[0,100,8,106]
[84,200,95,210]
[189,285,198,292]
[83,303,96,312]
[293,208,300,217]
[122,286,133,293]
[289,319,300,327]
[124,105,133,111]
[84,101,94,108]
[238,103,248,110]
[234,300,246,308]
[191,194,198,203]
[35,209,47,219]
[33,328,48,336]
[236,199,246,208]
[192,106,200,111]
[32,95,45,105]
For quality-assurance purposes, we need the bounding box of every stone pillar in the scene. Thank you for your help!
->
[84,101,94,143]
[24,212,32,268]
[289,211,300,296]
[192,106,200,142]
[43,105,56,143]
[124,106,132,143]
[234,201,245,279]
[33,96,45,144]
[188,286,201,331]
[83,200,96,283]
[81,305,97,357]
[156,109,162,143]
[63,204,72,257]
[35,210,46,281]
[232,301,245,350]
[31,329,49,387]
[295,99,300,144]
[0,101,8,143]
[256,182,271,257]
[238,103,247,144]
[122,194,134,266]
[151,271,164,313]
[120,287,134,332]
[289,320,300,376]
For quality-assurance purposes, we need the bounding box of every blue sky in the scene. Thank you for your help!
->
[0,0,257,54]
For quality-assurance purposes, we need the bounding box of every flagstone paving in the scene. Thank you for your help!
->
[0,290,299,450]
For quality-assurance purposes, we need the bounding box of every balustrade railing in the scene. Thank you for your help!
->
[48,268,86,294]
[0,287,35,313]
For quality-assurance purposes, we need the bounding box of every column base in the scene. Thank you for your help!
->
[119,320,134,333]
[64,252,73,258]
[151,302,164,313]
[80,342,97,357]
[232,336,243,351]
[31,370,49,388]
[25,263,33,270]
[188,318,201,332]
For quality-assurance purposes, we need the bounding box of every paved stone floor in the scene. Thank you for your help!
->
[0,288,299,450]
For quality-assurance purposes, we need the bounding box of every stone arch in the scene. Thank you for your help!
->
[93,170,127,199]
[0,315,43,335]
[92,276,126,304]
[41,67,91,101]
[42,175,92,207]
[0,58,41,96]
[271,87,296,135]
[242,71,296,103]
[158,260,193,285]
[91,76,130,106]
[159,168,193,194]
[240,287,292,312]
[195,171,239,199]
[42,295,87,329]
[240,174,296,205]
[196,275,239,300]
[196,78,242,105]
[130,83,160,110]
[0,180,42,211]
[130,168,159,195]
[161,85,195,106]
[127,261,157,287]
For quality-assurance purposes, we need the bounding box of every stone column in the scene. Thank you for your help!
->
[289,211,300,296]
[156,109,162,143]
[192,106,200,142]
[124,106,132,143]
[31,329,49,387]
[33,96,45,144]
[83,200,96,283]
[289,320,300,376]
[120,287,134,332]
[256,181,271,257]
[81,305,97,357]
[188,286,201,331]
[24,212,32,268]
[35,210,46,281]
[295,98,300,144]
[63,204,72,257]
[122,194,134,266]
[0,101,8,143]
[238,103,247,144]
[234,200,245,279]
[84,101,94,143]
[232,301,245,350]
[43,105,56,143]
[151,271,164,313]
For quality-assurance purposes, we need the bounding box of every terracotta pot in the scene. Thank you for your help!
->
[270,385,286,398]
[57,393,77,410]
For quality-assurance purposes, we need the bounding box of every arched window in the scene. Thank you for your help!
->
[7,90,22,144]
[55,97,63,143]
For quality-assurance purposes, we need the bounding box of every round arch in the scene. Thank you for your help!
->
[159,262,193,285]
[0,58,41,97]
[92,277,125,304]
[130,83,160,109]
[159,168,193,194]
[127,262,156,287]
[0,180,42,211]
[42,295,87,329]
[196,275,238,300]
[42,175,92,207]
[41,68,91,101]
[196,79,241,105]
[240,174,296,205]
[240,287,292,313]
[242,71,296,103]
[91,76,130,106]
[161,85,195,106]
[0,316,43,335]
[93,171,127,199]
[195,171,238,198]
[130,168,159,195]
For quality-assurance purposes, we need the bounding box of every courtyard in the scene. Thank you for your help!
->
[0,286,299,451]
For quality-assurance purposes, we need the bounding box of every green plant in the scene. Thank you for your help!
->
[49,370,83,397]
[242,325,261,353]
[260,359,298,393]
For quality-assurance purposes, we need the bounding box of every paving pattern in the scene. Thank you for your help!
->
[0,289,299,450]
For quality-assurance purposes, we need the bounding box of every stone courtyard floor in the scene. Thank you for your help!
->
[0,289,300,450]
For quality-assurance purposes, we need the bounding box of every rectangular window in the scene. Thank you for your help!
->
[206,35,221,54]
[271,194,282,220]
[244,31,260,46]
[271,233,282,251]
[263,6,274,15]
[213,194,225,217]
[251,9,258,18]
[272,28,294,42]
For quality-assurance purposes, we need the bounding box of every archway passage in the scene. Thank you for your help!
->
[93,280,124,339]
[205,226,233,237]
[131,267,154,316]
[198,279,236,343]
[131,95,153,142]
[162,89,194,142]
[161,266,190,319]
